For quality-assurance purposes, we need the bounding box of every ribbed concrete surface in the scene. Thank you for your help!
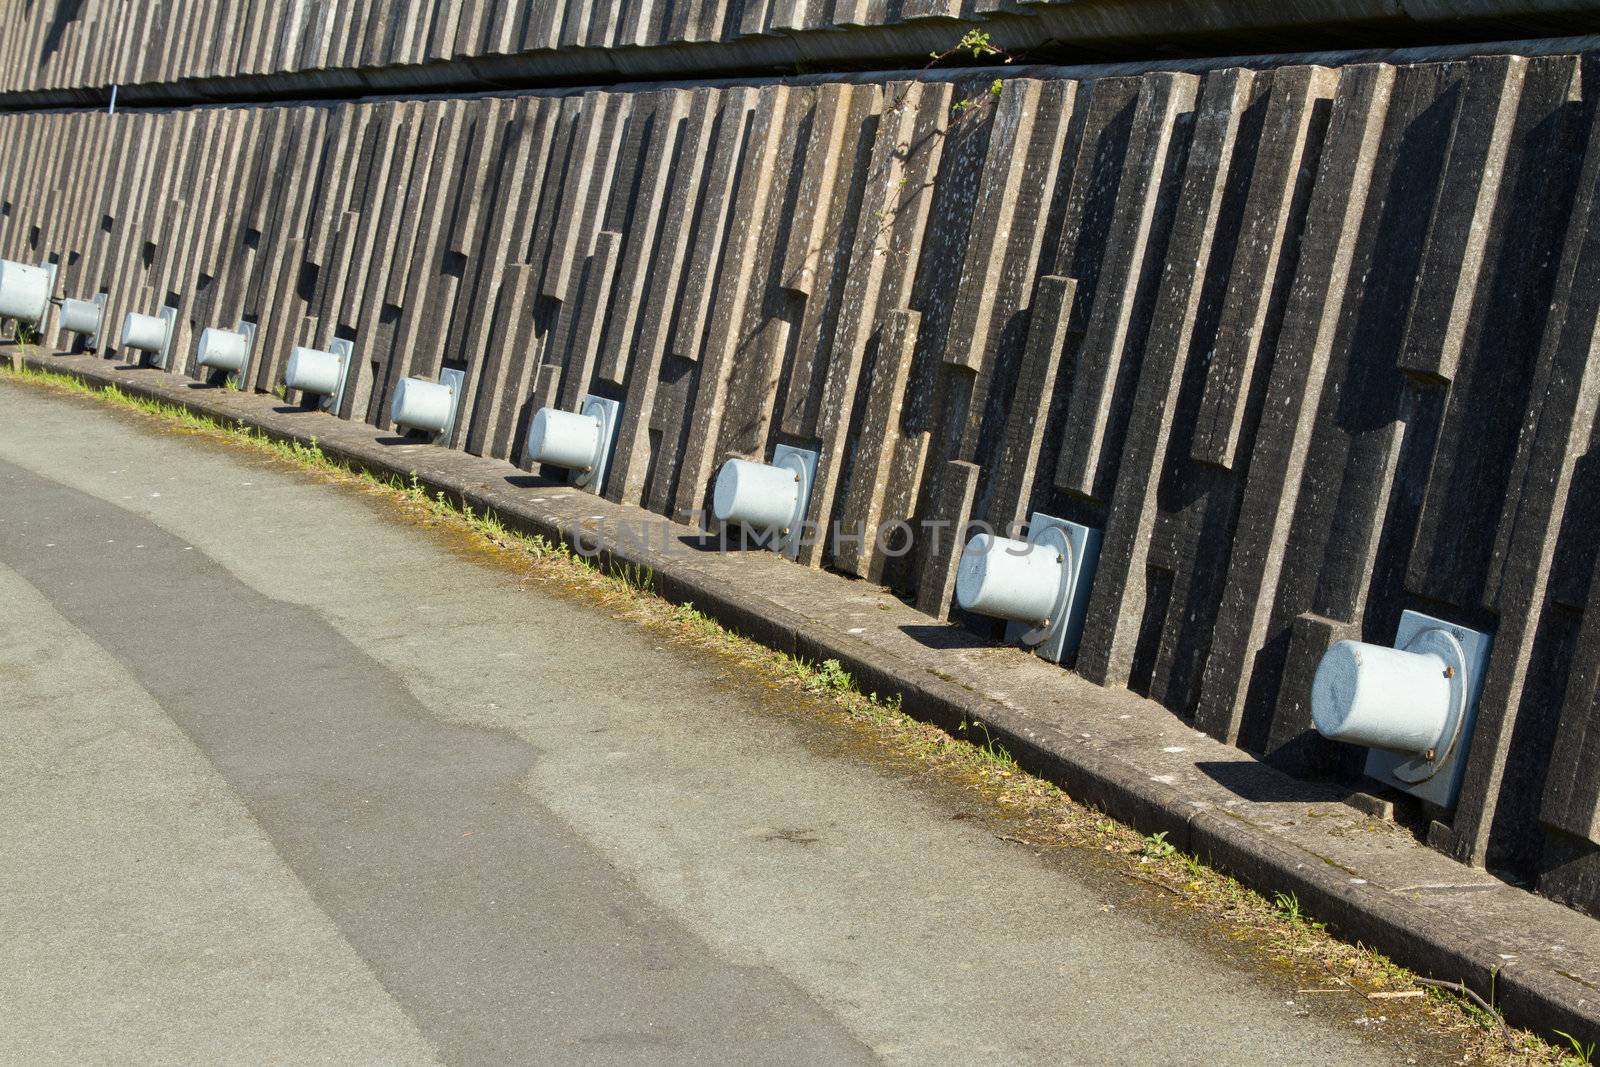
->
[6,23,1600,924]
[5,0,1600,106]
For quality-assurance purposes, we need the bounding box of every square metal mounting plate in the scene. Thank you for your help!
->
[1364,609,1492,810]
[229,320,257,390]
[84,292,108,350]
[322,338,354,415]
[39,260,57,336]
[771,444,819,560]
[575,394,621,494]
[1004,512,1103,665]
[151,305,178,370]
[438,367,466,442]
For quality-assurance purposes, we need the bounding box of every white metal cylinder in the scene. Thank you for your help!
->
[390,376,454,434]
[955,533,1065,625]
[526,407,602,471]
[196,327,248,372]
[284,346,343,396]
[58,298,102,335]
[713,459,801,530]
[0,260,50,323]
[121,311,167,352]
[1312,640,1452,756]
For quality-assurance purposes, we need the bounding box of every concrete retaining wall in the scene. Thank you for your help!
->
[5,48,1600,916]
[7,0,1600,106]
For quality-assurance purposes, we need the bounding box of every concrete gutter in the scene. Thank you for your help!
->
[15,348,1599,1045]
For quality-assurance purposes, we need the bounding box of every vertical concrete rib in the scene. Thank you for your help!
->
[669,85,797,523]
[1054,72,1199,500]
[596,89,692,388]
[1190,66,1339,470]
[798,79,954,564]
[606,88,719,506]
[777,82,883,439]
[1075,68,1258,686]
[1447,95,1600,866]
[836,308,923,580]
[1192,64,1394,744]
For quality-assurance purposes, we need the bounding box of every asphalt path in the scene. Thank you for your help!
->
[0,378,1419,1065]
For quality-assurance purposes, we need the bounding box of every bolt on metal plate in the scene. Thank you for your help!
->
[574,394,621,494]
[437,367,466,442]
[770,443,819,560]
[1003,512,1102,665]
[323,338,354,415]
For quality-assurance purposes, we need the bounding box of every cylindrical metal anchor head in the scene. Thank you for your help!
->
[0,261,50,324]
[390,376,454,434]
[1311,640,1452,756]
[196,327,249,372]
[121,311,167,352]
[713,458,802,531]
[284,346,344,396]
[526,407,602,471]
[58,298,102,335]
[955,533,1065,626]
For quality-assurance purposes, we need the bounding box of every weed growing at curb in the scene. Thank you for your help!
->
[1276,891,1318,930]
[957,716,1017,768]
[1142,831,1177,861]
[1557,1030,1597,1066]
[0,360,1583,1066]
[806,658,853,694]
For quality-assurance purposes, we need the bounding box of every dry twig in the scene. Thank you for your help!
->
[1414,978,1513,1044]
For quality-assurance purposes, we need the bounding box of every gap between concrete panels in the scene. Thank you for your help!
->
[14,348,1599,1046]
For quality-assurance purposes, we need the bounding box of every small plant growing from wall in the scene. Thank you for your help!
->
[870,28,1016,253]
[886,28,1015,121]
[939,32,1011,121]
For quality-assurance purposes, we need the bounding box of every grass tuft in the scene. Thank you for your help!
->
[1558,1030,1597,1067]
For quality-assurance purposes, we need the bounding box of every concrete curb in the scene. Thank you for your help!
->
[13,349,1598,1045]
